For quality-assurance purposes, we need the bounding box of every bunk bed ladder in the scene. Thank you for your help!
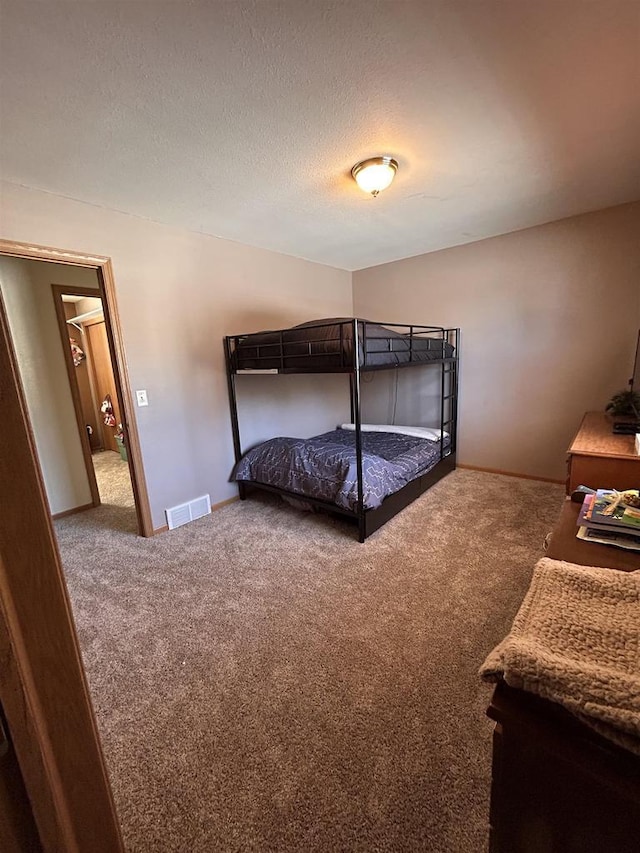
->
[449,353,459,453]
[448,329,459,453]
[439,330,459,458]
[440,359,445,459]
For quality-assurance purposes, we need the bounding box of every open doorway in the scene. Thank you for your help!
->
[0,239,153,851]
[0,241,152,536]
[52,284,135,517]
[0,261,124,852]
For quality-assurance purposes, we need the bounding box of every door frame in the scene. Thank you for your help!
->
[0,289,124,850]
[51,284,102,509]
[82,310,122,454]
[0,239,153,537]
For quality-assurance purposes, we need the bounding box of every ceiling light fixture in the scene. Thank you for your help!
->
[351,156,399,197]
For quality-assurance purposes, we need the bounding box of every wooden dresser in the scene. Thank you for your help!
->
[487,488,639,852]
[487,683,640,853]
[546,498,640,571]
[566,411,640,493]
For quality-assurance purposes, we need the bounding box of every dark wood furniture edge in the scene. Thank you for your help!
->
[546,499,640,571]
[488,683,640,799]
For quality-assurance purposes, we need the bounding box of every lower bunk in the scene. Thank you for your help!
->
[233,426,456,541]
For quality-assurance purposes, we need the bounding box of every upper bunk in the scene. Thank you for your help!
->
[225,318,458,374]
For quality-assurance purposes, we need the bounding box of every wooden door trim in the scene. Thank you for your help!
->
[0,291,124,850]
[0,695,42,851]
[0,587,61,850]
[52,502,95,520]
[83,319,120,454]
[51,285,101,509]
[0,239,153,538]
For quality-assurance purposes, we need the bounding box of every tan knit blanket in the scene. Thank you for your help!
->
[480,557,640,755]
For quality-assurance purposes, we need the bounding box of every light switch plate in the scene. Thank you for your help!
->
[136,389,148,407]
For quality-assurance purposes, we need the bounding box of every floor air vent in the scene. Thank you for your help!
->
[166,495,211,530]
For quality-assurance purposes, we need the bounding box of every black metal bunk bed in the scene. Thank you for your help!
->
[224,318,459,541]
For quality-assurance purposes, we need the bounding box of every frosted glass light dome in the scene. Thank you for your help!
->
[351,157,398,197]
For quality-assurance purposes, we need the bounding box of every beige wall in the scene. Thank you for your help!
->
[353,203,640,481]
[0,256,100,514]
[4,179,636,519]
[1,181,353,529]
[74,295,103,317]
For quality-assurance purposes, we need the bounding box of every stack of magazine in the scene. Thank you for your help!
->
[577,489,640,551]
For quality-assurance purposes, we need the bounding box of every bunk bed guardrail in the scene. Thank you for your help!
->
[225,319,457,373]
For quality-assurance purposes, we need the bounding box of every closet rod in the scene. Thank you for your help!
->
[65,307,103,329]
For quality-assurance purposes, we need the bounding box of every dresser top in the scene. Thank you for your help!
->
[569,411,639,460]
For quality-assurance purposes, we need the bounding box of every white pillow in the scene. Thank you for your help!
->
[339,423,448,442]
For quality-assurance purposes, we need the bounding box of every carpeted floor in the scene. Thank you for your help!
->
[55,469,565,852]
[92,448,136,519]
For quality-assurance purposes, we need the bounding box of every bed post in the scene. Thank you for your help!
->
[353,319,366,542]
[440,338,446,460]
[349,375,356,424]
[224,336,246,499]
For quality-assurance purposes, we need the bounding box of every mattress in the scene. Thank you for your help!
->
[233,428,448,511]
[230,318,454,371]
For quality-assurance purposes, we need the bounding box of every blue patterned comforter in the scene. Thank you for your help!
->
[233,429,447,511]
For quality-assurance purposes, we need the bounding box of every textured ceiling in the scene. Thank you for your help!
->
[1,0,639,270]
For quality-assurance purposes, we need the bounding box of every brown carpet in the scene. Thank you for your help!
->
[92,448,136,513]
[54,469,565,852]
